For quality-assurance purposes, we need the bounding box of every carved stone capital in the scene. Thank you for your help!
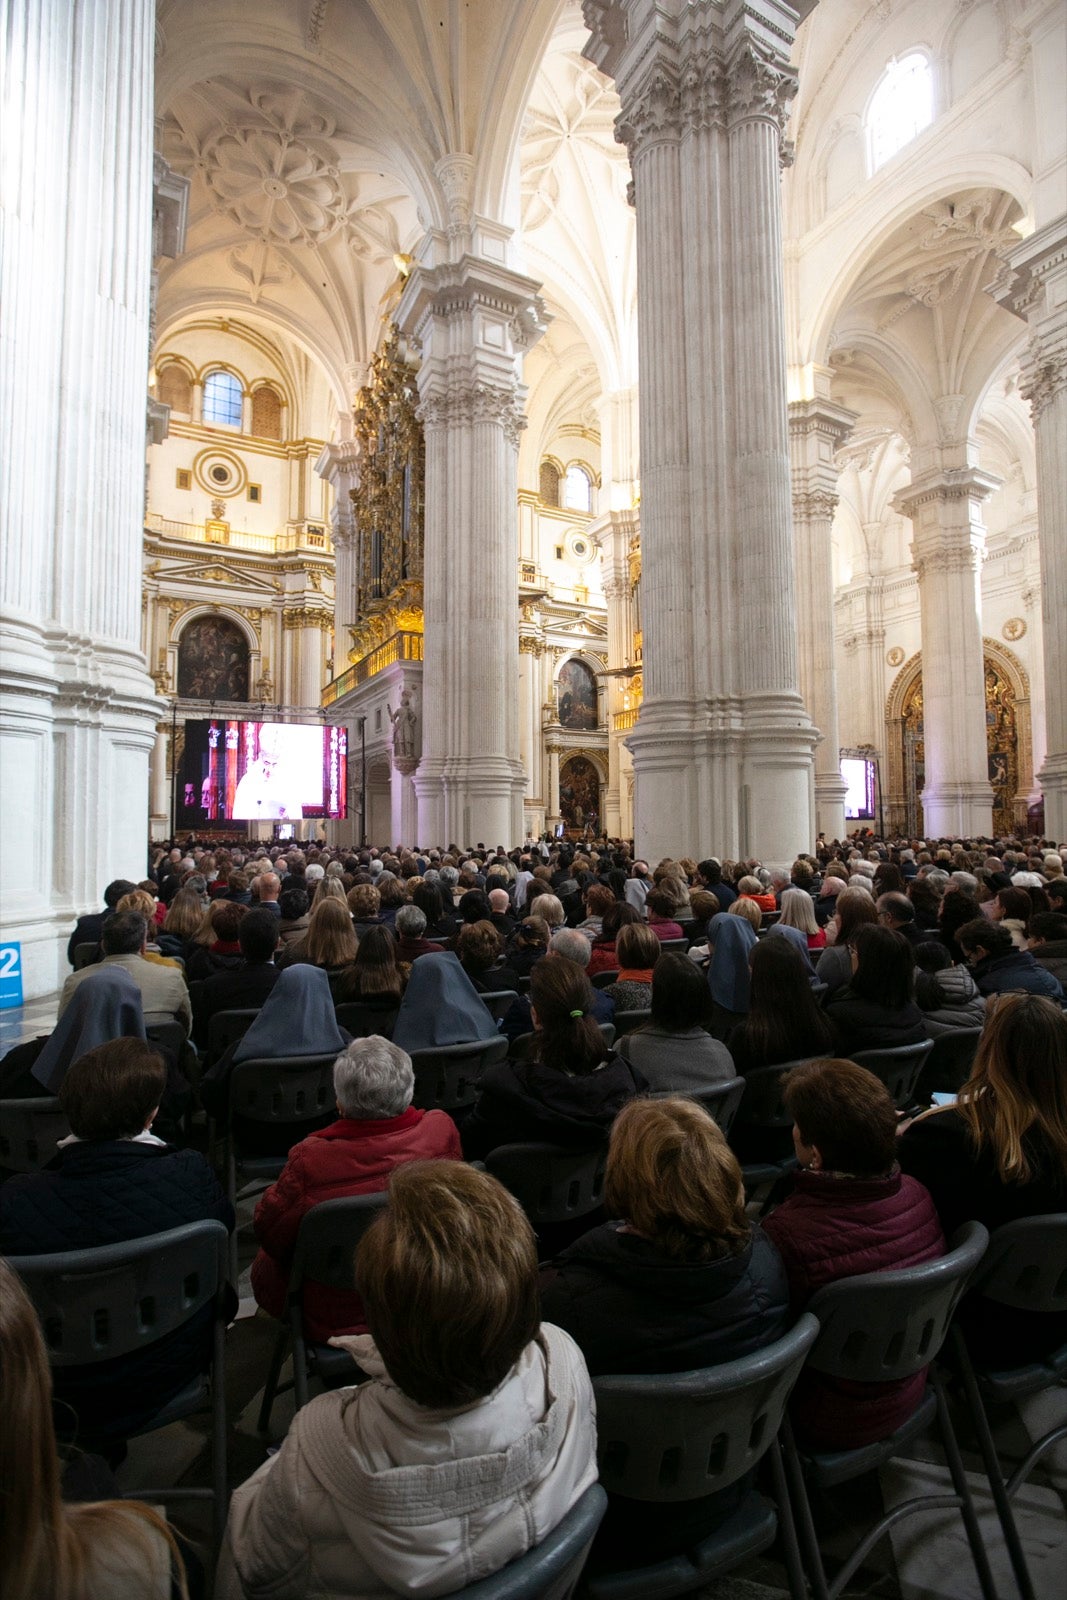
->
[911,542,980,583]
[792,489,839,522]
[723,39,797,135]
[1019,336,1067,424]
[282,606,333,631]
[519,635,545,656]
[417,383,527,447]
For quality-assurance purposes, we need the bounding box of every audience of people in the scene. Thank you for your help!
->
[615,953,735,1092]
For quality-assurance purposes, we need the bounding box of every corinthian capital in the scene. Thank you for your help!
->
[1019,334,1067,424]
[417,382,527,447]
[724,39,797,133]
[615,67,682,155]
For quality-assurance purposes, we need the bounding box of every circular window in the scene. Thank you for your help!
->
[193,448,247,498]
[564,529,596,568]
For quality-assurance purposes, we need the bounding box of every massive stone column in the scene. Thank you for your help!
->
[396,251,546,849]
[518,632,546,836]
[789,380,857,840]
[995,221,1067,840]
[584,0,815,865]
[1,0,160,996]
[893,469,998,838]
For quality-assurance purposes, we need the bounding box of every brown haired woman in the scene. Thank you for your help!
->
[586,900,641,976]
[898,994,1067,1365]
[461,955,646,1162]
[216,1163,597,1599]
[814,885,880,997]
[0,1261,192,1600]
[540,1097,789,1570]
[278,897,357,990]
[603,921,660,1010]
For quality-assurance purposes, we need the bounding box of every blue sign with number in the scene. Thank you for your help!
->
[0,943,23,1009]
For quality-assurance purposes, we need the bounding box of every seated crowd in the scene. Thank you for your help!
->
[1,829,1066,1598]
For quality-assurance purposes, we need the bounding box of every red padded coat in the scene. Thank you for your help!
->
[763,1167,945,1450]
[251,1108,462,1341]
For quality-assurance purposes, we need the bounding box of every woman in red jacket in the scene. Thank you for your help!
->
[762,1058,944,1451]
[251,1036,461,1341]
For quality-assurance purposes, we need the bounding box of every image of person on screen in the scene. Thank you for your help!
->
[232,725,304,820]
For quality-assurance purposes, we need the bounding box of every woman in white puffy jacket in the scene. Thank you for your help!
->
[216,1161,597,1600]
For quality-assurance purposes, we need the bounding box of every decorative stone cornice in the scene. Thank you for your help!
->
[519,635,546,656]
[892,467,1001,519]
[911,543,981,583]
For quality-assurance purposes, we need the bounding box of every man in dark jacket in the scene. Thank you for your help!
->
[189,908,280,1051]
[1027,912,1067,990]
[65,878,137,966]
[956,919,1065,1002]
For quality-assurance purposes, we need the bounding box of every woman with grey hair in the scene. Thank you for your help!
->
[250,1037,462,1341]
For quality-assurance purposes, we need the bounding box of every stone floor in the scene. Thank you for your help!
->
[3,994,1065,1598]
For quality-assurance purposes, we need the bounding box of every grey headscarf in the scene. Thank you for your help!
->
[391,952,499,1052]
[33,969,146,1094]
[232,965,347,1062]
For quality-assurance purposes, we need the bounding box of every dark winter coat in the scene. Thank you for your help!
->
[824,990,927,1055]
[461,1054,646,1160]
[189,961,279,1050]
[763,1167,945,1449]
[898,1108,1067,1367]
[541,1221,790,1566]
[1031,938,1067,989]
[1,1140,233,1443]
[969,948,1065,1002]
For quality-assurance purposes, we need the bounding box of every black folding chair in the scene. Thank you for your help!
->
[590,970,619,990]
[409,1034,509,1114]
[257,1192,389,1433]
[486,1142,608,1232]
[849,1040,934,1108]
[610,1008,650,1038]
[656,938,689,954]
[681,1076,747,1137]
[0,1096,69,1173]
[730,1057,827,1200]
[456,1484,608,1600]
[72,941,98,970]
[10,1221,230,1547]
[781,1221,996,1600]
[334,1001,399,1038]
[918,1027,983,1097]
[478,989,519,1023]
[948,1214,1067,1600]
[584,1315,820,1599]
[205,1007,260,1063]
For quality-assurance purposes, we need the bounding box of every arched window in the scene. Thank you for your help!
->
[251,384,283,440]
[562,464,593,513]
[202,369,243,428]
[867,54,934,172]
[157,362,192,414]
[539,460,561,505]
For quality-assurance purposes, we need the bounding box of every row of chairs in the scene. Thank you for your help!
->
[9,1210,1064,1597]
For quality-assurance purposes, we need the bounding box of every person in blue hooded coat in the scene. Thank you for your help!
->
[390,950,500,1053]
[705,912,757,1040]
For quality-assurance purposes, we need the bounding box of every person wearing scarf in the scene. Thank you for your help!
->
[705,912,757,1040]
[201,966,350,1153]
[602,923,660,1011]
[764,923,824,990]
[0,968,146,1099]
[390,952,499,1053]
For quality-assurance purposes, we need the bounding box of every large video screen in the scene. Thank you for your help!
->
[841,757,876,820]
[177,720,347,823]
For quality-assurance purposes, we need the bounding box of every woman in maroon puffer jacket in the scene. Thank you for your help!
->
[762,1058,945,1451]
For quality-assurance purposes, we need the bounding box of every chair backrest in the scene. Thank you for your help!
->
[409,1034,509,1113]
[288,1192,390,1297]
[850,1040,934,1107]
[804,1220,989,1384]
[486,1141,608,1225]
[736,1058,827,1130]
[145,1019,187,1060]
[0,1097,70,1173]
[451,1484,608,1600]
[683,1076,747,1136]
[611,1008,651,1037]
[72,942,98,971]
[593,1313,820,1502]
[966,1214,1067,1314]
[9,1220,229,1366]
[206,1008,260,1061]
[920,1028,982,1094]
[334,1001,399,1039]
[657,938,689,953]
[228,1055,339,1124]
[590,970,619,991]
[478,989,519,1023]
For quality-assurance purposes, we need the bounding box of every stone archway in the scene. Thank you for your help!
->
[884,640,1032,835]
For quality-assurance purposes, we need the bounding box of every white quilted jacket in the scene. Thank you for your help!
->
[215,1323,597,1599]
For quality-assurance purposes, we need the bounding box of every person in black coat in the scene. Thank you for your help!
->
[462,958,644,1163]
[955,919,1065,1002]
[0,1039,233,1449]
[189,907,280,1052]
[541,1096,791,1571]
[825,923,927,1055]
[65,878,137,966]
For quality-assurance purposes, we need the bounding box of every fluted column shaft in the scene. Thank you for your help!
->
[1,0,159,996]
[518,637,546,833]
[789,391,857,840]
[150,728,170,828]
[894,470,998,837]
[397,254,546,849]
[585,0,815,865]
[547,744,562,826]
[996,220,1067,839]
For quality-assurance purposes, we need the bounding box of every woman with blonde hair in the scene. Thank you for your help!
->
[217,1163,596,1599]
[158,886,205,960]
[777,885,826,950]
[728,895,762,933]
[279,896,357,980]
[310,875,348,908]
[540,1097,789,1568]
[0,1258,191,1600]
